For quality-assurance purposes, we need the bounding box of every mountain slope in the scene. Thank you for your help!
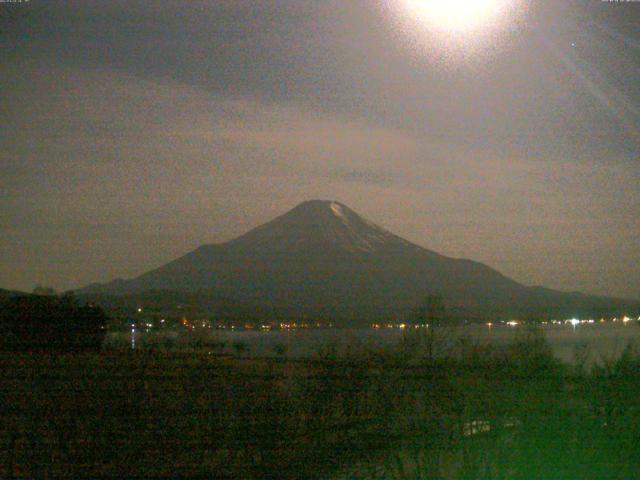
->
[79,200,639,322]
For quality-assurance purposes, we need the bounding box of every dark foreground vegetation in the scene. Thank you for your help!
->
[0,293,106,352]
[1,328,640,478]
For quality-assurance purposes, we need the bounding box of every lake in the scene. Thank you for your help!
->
[109,321,640,364]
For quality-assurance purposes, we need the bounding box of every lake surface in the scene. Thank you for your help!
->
[108,322,640,364]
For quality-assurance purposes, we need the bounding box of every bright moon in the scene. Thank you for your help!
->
[404,0,508,32]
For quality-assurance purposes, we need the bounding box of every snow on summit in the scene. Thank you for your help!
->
[320,201,393,253]
[330,201,346,220]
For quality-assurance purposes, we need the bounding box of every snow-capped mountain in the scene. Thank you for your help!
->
[79,200,638,323]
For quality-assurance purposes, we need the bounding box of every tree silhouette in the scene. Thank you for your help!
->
[0,293,107,352]
[32,285,57,296]
[412,293,447,359]
[417,293,446,327]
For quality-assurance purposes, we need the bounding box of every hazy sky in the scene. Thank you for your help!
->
[1,0,639,299]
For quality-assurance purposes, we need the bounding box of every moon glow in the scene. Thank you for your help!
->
[403,0,509,33]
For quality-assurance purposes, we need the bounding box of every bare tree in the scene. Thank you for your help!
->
[416,293,447,359]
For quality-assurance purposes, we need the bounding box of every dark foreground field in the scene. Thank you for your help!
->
[2,329,640,479]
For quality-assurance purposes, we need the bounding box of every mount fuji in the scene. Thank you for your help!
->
[78,200,638,323]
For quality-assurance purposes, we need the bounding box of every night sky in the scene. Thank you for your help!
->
[1,1,639,299]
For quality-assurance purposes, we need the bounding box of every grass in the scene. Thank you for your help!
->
[2,327,640,478]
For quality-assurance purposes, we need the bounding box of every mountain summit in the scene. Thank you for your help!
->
[80,201,638,323]
[226,200,411,254]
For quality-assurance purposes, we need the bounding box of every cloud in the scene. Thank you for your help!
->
[0,61,425,289]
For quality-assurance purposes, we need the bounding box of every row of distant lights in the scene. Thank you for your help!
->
[371,317,639,330]
[134,308,332,331]
[132,308,165,332]
[503,316,639,328]
[133,307,638,331]
[372,323,430,329]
